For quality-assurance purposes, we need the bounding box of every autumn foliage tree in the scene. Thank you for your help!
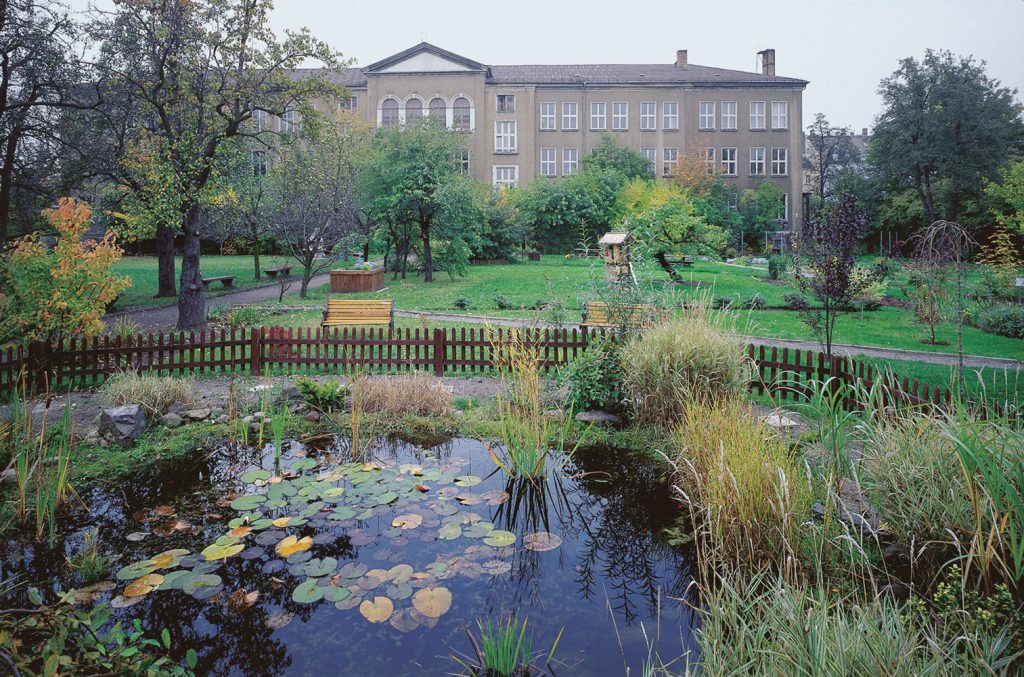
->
[0,198,131,347]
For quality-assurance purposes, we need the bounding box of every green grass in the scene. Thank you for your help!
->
[111,255,292,310]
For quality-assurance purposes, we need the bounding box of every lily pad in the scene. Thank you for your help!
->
[375,491,399,505]
[275,535,313,558]
[182,573,222,597]
[454,475,481,487]
[411,586,452,619]
[115,560,156,580]
[292,579,324,604]
[339,562,368,579]
[123,573,164,598]
[385,582,413,600]
[304,557,338,577]
[322,585,351,603]
[438,522,461,540]
[483,530,516,547]
[392,514,422,530]
[159,570,192,590]
[240,469,272,484]
[387,564,414,583]
[358,596,394,623]
[523,532,562,552]
[229,495,266,511]
[149,549,189,569]
[202,542,244,561]
[389,608,420,633]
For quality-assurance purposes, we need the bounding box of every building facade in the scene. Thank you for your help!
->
[301,43,808,226]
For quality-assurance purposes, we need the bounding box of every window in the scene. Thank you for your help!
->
[459,149,470,175]
[771,147,788,175]
[641,147,657,172]
[721,147,737,176]
[539,102,556,130]
[721,101,737,130]
[381,98,399,128]
[704,147,716,175]
[780,193,789,221]
[252,109,269,132]
[495,121,517,153]
[698,101,715,130]
[429,98,446,124]
[662,147,678,176]
[612,102,628,130]
[562,102,578,130]
[749,147,765,176]
[562,148,579,175]
[771,101,788,129]
[663,102,679,130]
[453,97,471,131]
[590,102,606,130]
[497,94,516,113]
[640,102,656,130]
[339,96,357,111]
[281,105,299,133]
[405,98,422,119]
[251,150,267,176]
[750,101,766,129]
[540,148,556,176]
[493,165,518,188]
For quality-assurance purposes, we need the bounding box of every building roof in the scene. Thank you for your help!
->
[291,43,808,89]
[598,232,632,245]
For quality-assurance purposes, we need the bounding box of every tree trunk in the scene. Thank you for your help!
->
[654,251,683,283]
[362,240,370,264]
[253,247,261,280]
[300,260,312,299]
[421,222,433,283]
[155,225,177,297]
[176,209,206,329]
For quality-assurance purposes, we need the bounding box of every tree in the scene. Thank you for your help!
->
[582,134,653,180]
[869,50,1024,226]
[985,160,1024,237]
[90,0,344,328]
[0,198,130,347]
[738,181,785,244]
[206,140,273,281]
[792,192,871,356]
[805,113,859,207]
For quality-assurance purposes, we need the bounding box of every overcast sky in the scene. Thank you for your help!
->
[71,0,1024,131]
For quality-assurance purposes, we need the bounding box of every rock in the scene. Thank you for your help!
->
[1,468,16,485]
[882,543,911,564]
[213,415,229,424]
[878,581,910,601]
[159,413,184,428]
[811,503,826,520]
[305,410,321,422]
[279,387,304,402]
[242,415,255,424]
[252,411,266,420]
[209,407,225,419]
[574,410,623,426]
[98,404,147,445]
[288,402,309,415]
[182,408,211,421]
[763,412,799,429]
[751,257,769,265]
[543,409,565,422]
[165,401,186,415]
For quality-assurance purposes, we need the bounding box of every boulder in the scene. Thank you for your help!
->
[213,414,229,424]
[763,412,799,429]
[305,410,321,422]
[1,468,16,485]
[159,413,184,428]
[575,410,623,427]
[543,409,565,422]
[165,401,187,415]
[182,408,211,421]
[279,387,304,403]
[99,404,147,445]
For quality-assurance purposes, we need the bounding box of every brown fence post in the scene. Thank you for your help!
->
[27,340,52,392]
[432,328,446,377]
[250,327,263,375]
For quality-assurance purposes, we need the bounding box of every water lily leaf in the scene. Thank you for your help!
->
[110,594,143,609]
[483,530,516,547]
[334,594,362,611]
[115,560,155,580]
[202,542,244,561]
[482,560,512,575]
[322,585,351,603]
[292,579,324,604]
[438,522,461,540]
[412,587,452,619]
[286,550,313,565]
[328,506,356,521]
[464,522,495,539]
[385,582,413,600]
[375,491,398,505]
[387,564,414,583]
[123,573,164,598]
[240,469,272,484]
[358,596,393,623]
[291,458,316,471]
[181,573,222,597]
[524,532,562,552]
[304,557,338,577]
[454,475,481,487]
[265,610,294,629]
[392,514,422,530]
[228,525,252,538]
[150,549,189,569]
[389,608,420,633]
[69,581,116,605]
[360,462,383,472]
[274,535,313,558]
[339,562,368,579]
[160,570,192,590]
[425,562,448,576]
[271,517,292,528]
[229,495,265,511]
[455,495,481,505]
[320,487,344,500]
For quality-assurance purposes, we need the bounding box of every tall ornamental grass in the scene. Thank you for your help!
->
[100,371,195,418]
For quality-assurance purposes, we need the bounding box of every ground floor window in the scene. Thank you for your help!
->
[493,165,518,187]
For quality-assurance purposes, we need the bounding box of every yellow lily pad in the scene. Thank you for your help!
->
[392,514,423,530]
[275,535,313,558]
[412,586,452,619]
[359,596,394,623]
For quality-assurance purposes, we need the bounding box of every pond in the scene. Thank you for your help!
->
[1,435,699,675]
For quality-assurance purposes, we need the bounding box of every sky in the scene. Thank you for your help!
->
[69,0,1024,131]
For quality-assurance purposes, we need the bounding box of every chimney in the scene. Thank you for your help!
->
[675,49,688,67]
[862,127,868,137]
[758,49,775,76]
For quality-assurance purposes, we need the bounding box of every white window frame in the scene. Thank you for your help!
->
[663,101,679,130]
[662,147,678,176]
[771,147,788,176]
[698,101,715,130]
[780,193,789,221]
[771,101,788,130]
[339,96,357,112]
[750,101,766,130]
[495,120,517,154]
[452,96,473,132]
[253,109,269,132]
[540,148,556,176]
[749,147,765,176]
[492,165,518,187]
[640,102,656,130]
[641,147,657,172]
[496,94,516,114]
[562,148,579,175]
[539,102,556,130]
[721,101,737,130]
[251,150,267,176]
[281,105,299,133]
[612,102,628,130]
[721,147,737,176]
[459,148,470,175]
[590,102,606,131]
[562,102,578,130]
[705,147,716,175]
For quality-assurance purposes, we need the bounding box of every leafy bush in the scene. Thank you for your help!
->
[559,335,623,412]
[493,294,515,310]
[784,293,811,311]
[295,377,347,412]
[747,294,767,310]
[209,306,264,328]
[767,254,786,280]
[619,313,748,425]
[100,372,195,418]
[528,299,549,311]
[452,296,471,311]
[978,303,1024,338]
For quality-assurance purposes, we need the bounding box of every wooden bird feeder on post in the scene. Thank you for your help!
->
[598,231,635,285]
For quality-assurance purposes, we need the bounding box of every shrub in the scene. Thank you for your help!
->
[747,294,766,310]
[353,373,452,417]
[528,299,549,311]
[493,294,515,310]
[452,295,471,311]
[100,372,195,418]
[558,335,623,412]
[767,254,786,280]
[295,377,347,412]
[619,312,748,426]
[978,303,1024,338]
[784,293,811,311]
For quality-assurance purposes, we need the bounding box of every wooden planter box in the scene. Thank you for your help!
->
[469,258,512,265]
[527,252,541,261]
[329,268,384,294]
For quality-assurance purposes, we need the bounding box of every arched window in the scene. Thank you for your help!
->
[429,98,446,125]
[381,98,399,128]
[405,98,422,119]
[453,97,471,132]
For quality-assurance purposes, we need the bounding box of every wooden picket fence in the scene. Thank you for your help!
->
[0,326,988,415]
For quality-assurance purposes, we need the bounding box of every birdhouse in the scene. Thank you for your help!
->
[598,232,634,283]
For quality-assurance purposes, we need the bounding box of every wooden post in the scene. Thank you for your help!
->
[433,328,446,377]
[250,327,263,375]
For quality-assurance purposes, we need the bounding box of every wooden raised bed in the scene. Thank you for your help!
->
[329,268,384,293]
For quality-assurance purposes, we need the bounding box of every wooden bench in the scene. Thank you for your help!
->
[202,276,235,289]
[322,299,394,329]
[581,300,666,331]
[664,255,695,268]
[264,265,292,278]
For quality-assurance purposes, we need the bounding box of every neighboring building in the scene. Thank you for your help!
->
[290,42,809,226]
[801,126,870,199]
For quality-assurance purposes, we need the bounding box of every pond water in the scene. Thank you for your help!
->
[1,436,699,675]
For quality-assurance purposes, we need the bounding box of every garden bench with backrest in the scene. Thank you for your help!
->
[663,255,695,268]
[322,298,394,330]
[581,300,666,331]
[264,265,292,278]
[201,275,235,289]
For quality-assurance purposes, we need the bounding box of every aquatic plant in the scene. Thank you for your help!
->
[100,371,195,418]
[453,614,562,676]
[66,532,111,584]
[296,376,347,412]
[349,370,366,461]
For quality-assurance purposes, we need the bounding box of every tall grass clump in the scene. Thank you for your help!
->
[672,397,811,572]
[100,371,194,418]
[620,309,748,426]
[353,373,453,417]
[452,614,562,676]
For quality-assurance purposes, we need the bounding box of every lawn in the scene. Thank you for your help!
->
[111,255,292,310]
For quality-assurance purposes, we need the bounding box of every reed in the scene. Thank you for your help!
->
[452,614,562,677]
[349,370,365,461]
[99,371,194,419]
